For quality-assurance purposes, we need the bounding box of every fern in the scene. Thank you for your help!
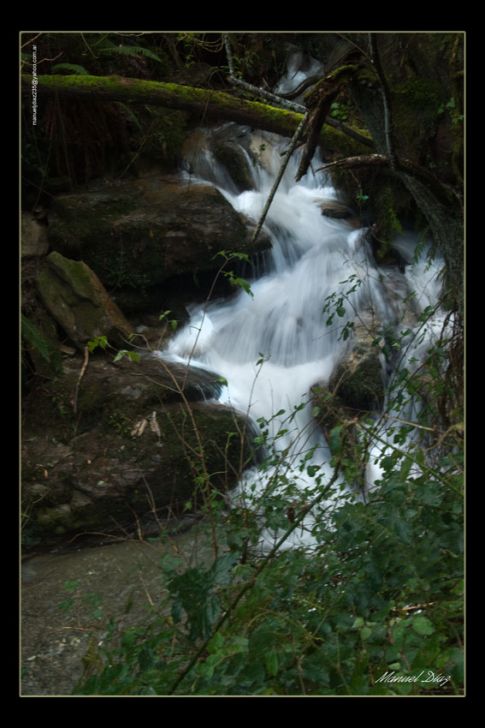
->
[21,314,61,372]
[52,63,89,75]
[100,45,163,64]
[115,102,142,130]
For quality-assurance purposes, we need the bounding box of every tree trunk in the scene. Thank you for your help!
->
[22,74,372,156]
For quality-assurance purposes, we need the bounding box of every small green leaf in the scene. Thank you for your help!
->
[87,335,108,353]
[113,350,128,363]
[113,349,140,363]
[265,649,279,677]
[412,615,435,636]
[64,579,80,592]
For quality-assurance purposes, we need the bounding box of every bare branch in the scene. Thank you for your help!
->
[316,153,454,204]
[368,33,397,169]
[250,113,308,245]
[72,346,89,415]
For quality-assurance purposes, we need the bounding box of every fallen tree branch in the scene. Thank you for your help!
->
[222,34,309,241]
[251,113,308,245]
[222,35,372,149]
[316,153,454,204]
[23,73,373,154]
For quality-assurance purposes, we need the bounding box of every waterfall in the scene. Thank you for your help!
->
[158,59,449,549]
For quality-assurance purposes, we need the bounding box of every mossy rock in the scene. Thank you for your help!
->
[37,251,133,349]
[211,139,254,192]
[47,177,270,293]
[23,399,253,541]
[22,349,254,542]
[330,347,384,414]
[310,341,384,479]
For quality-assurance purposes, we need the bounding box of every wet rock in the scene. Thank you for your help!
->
[311,323,385,489]
[319,199,355,220]
[22,354,253,543]
[37,252,133,349]
[329,342,385,415]
[47,175,270,292]
[182,126,255,193]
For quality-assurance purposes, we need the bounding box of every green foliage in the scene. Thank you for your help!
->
[72,290,463,696]
[75,428,462,695]
[330,101,350,122]
[21,314,62,373]
[225,271,253,297]
[52,63,89,75]
[87,335,108,353]
[99,45,165,65]
[113,349,141,364]
[87,335,141,365]
[158,310,179,332]
[438,97,463,129]
[214,250,254,297]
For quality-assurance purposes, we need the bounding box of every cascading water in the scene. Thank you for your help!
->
[159,59,449,550]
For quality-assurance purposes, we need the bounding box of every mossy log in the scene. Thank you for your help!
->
[22,74,372,156]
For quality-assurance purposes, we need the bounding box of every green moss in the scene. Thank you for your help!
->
[322,123,371,157]
[355,66,379,87]
[26,74,372,157]
[106,410,133,438]
[392,77,444,159]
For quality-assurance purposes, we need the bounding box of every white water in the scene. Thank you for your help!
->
[159,58,449,549]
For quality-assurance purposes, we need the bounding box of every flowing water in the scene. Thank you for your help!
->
[161,123,449,549]
[160,58,450,550]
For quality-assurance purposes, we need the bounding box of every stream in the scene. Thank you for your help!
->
[21,53,449,694]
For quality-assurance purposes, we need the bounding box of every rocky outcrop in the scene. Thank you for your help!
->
[22,354,253,542]
[37,251,133,349]
[311,320,385,490]
[319,199,355,220]
[182,126,255,193]
[47,175,271,295]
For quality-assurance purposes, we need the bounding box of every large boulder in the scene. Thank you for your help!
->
[37,251,133,349]
[47,175,270,293]
[22,354,253,543]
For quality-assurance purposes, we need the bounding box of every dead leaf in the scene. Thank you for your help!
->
[131,418,148,437]
[149,411,161,439]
